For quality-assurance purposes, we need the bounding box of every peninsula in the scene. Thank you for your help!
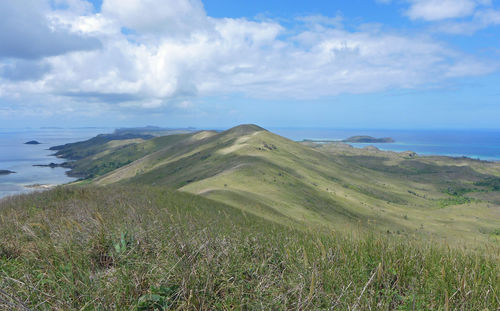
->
[0,170,15,175]
[343,135,394,143]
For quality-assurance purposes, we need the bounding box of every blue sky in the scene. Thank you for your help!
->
[1,0,499,129]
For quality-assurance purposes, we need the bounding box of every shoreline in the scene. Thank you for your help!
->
[300,140,500,162]
[24,183,58,190]
[350,144,500,162]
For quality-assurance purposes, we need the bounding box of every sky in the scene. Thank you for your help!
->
[0,0,500,129]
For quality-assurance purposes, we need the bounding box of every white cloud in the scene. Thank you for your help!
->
[406,0,478,21]
[101,0,208,36]
[429,7,500,34]
[379,0,496,25]
[0,0,101,60]
[0,0,498,118]
[475,8,500,25]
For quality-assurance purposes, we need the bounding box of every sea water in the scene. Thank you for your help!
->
[272,128,500,161]
[0,128,109,199]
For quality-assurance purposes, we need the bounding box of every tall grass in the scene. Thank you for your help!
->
[1,186,498,310]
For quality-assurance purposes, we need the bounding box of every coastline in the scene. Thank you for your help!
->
[273,128,500,162]
[299,139,500,162]
[0,128,106,199]
[346,143,500,162]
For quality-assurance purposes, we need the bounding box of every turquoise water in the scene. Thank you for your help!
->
[272,128,500,161]
[0,128,109,198]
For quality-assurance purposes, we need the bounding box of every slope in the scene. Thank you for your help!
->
[54,124,500,244]
[1,185,498,310]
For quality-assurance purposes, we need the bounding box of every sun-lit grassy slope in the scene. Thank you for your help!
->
[72,124,500,244]
[1,186,498,310]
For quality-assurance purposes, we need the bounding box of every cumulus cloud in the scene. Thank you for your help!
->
[101,0,208,36]
[431,8,500,34]
[0,0,497,118]
[405,0,479,21]
[0,0,101,60]
[382,0,499,33]
[0,60,52,81]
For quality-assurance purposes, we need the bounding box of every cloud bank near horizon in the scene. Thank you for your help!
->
[0,0,499,119]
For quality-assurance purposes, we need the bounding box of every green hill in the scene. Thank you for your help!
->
[1,124,499,309]
[54,124,500,244]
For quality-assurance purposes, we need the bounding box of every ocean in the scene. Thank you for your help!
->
[0,128,110,199]
[1,127,499,199]
[272,128,500,161]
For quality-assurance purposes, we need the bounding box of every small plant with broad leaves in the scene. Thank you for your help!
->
[137,285,180,311]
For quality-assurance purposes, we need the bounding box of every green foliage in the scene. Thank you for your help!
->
[114,231,133,255]
[475,177,500,191]
[137,285,180,311]
[443,186,475,196]
[436,196,472,208]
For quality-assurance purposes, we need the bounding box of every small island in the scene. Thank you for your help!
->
[33,162,67,168]
[343,136,394,143]
[0,170,16,175]
[25,140,41,145]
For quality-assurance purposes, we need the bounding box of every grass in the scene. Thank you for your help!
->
[1,185,499,310]
[45,124,500,245]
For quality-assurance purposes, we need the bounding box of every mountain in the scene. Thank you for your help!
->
[53,124,500,243]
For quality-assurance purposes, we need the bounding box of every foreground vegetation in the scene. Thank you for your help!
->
[1,186,499,310]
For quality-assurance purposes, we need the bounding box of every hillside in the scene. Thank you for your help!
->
[51,124,500,244]
[1,185,498,310]
[1,125,499,309]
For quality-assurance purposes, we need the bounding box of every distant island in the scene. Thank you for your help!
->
[25,140,41,145]
[0,170,15,175]
[343,136,394,143]
[33,162,67,168]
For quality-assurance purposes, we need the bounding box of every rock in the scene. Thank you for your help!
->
[401,151,417,158]
[25,140,41,145]
[0,170,15,175]
[363,146,379,151]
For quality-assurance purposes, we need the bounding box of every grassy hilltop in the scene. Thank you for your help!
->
[1,124,499,310]
[58,124,500,243]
